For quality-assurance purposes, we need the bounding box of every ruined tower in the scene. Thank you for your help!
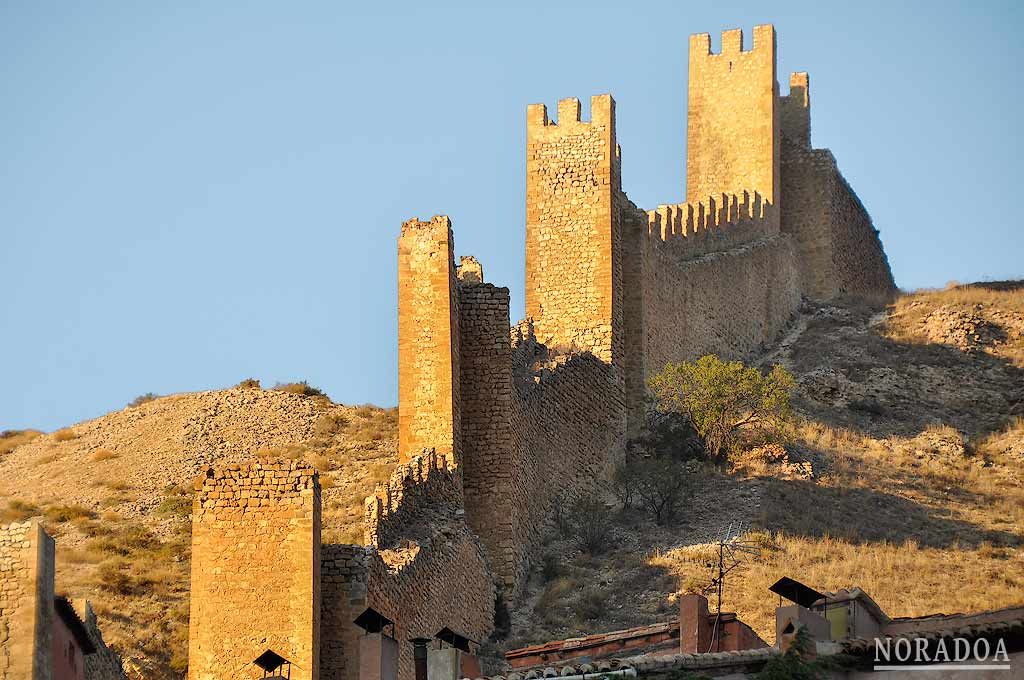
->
[397,216,461,465]
[188,461,321,680]
[524,95,622,367]
[686,25,780,225]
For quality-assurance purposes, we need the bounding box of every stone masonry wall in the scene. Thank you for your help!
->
[72,600,127,680]
[687,25,779,229]
[525,95,622,367]
[780,72,895,300]
[363,450,463,550]
[0,520,54,680]
[456,281,519,589]
[398,216,461,465]
[322,449,493,680]
[505,321,626,590]
[625,192,801,384]
[188,461,321,680]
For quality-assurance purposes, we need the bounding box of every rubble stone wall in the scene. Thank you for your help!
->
[780,72,895,300]
[456,282,519,588]
[188,461,320,680]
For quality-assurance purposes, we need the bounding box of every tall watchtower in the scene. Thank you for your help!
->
[524,95,622,366]
[686,25,780,223]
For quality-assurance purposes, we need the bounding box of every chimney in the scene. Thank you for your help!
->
[354,608,399,680]
[679,593,713,653]
[427,628,480,680]
[411,638,431,680]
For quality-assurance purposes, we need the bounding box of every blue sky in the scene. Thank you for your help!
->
[2,1,1021,431]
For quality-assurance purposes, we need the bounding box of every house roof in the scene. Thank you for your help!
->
[813,587,890,624]
[844,605,1024,655]
[504,622,677,664]
[464,658,636,680]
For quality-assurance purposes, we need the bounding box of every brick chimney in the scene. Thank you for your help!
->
[428,628,481,680]
[679,593,713,653]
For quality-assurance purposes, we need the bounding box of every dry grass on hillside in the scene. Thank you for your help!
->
[505,284,1024,653]
[0,384,399,679]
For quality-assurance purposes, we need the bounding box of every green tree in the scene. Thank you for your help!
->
[649,355,795,462]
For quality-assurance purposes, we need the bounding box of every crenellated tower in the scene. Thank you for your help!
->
[524,95,622,368]
[686,25,780,228]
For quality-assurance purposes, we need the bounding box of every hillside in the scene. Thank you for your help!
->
[1,283,1022,678]
[498,282,1024,656]
[0,384,397,678]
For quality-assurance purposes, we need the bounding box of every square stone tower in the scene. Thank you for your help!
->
[188,461,321,680]
[524,95,622,367]
[686,25,780,226]
[397,216,461,465]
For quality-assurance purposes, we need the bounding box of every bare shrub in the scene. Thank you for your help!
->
[91,448,118,462]
[564,494,614,554]
[634,457,700,525]
[236,378,261,389]
[273,381,328,399]
[128,393,159,408]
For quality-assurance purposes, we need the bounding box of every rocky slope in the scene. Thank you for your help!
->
[499,282,1023,657]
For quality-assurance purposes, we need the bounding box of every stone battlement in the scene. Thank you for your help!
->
[645,191,778,260]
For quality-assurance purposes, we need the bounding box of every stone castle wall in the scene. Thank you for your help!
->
[780,73,895,300]
[456,281,519,587]
[0,521,54,680]
[686,25,780,227]
[72,600,127,680]
[188,461,321,680]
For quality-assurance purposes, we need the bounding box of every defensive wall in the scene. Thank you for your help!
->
[187,23,896,680]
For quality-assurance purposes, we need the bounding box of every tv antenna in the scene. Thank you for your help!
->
[704,523,763,653]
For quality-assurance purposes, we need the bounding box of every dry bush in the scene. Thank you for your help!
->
[43,504,96,523]
[320,475,336,489]
[34,453,60,465]
[273,381,328,399]
[309,454,332,472]
[1,499,39,523]
[563,494,614,554]
[236,378,261,389]
[128,393,159,408]
[52,428,77,442]
[0,429,42,456]
[90,448,118,462]
[314,412,349,437]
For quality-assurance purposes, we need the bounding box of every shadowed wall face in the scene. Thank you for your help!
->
[188,462,321,680]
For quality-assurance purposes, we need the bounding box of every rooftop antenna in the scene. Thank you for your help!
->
[705,523,763,653]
